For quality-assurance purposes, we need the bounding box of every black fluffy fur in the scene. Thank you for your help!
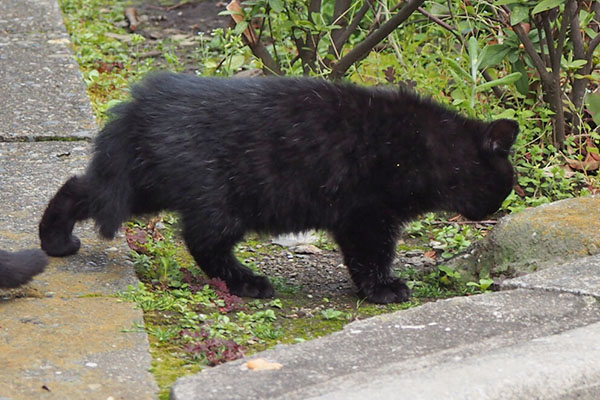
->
[39,73,518,304]
[0,249,48,288]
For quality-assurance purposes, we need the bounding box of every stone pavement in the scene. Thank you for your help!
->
[2,1,600,400]
[0,0,157,399]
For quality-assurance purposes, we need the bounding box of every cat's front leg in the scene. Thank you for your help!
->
[334,211,409,304]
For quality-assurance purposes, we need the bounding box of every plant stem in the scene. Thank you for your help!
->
[329,0,425,79]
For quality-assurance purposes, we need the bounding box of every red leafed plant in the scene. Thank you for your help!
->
[181,268,245,313]
[180,329,245,366]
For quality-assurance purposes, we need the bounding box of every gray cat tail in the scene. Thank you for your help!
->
[0,248,48,288]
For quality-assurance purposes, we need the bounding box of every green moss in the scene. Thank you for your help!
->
[147,337,203,400]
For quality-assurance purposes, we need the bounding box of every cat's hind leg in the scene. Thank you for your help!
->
[39,176,91,256]
[181,214,274,298]
[333,209,409,304]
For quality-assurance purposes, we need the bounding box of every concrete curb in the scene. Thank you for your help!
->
[171,288,600,400]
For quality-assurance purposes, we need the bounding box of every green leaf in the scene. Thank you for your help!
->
[475,72,522,92]
[468,37,485,80]
[478,278,494,290]
[269,0,284,13]
[495,109,517,119]
[566,59,588,69]
[445,57,472,82]
[218,10,242,17]
[511,6,530,26]
[479,44,512,69]
[532,0,562,15]
[512,60,529,95]
[228,54,246,71]
[495,0,521,5]
[233,20,249,36]
[586,93,600,125]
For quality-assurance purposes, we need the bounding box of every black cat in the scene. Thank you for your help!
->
[0,249,47,288]
[39,73,518,304]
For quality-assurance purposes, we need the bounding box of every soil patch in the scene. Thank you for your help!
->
[133,0,230,36]
[240,243,354,297]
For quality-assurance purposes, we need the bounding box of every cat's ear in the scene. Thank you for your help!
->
[484,119,519,155]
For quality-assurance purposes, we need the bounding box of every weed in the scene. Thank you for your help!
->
[321,308,352,321]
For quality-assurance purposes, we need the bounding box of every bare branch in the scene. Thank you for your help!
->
[570,4,586,133]
[593,1,600,32]
[417,7,458,37]
[294,0,323,74]
[329,0,374,59]
[570,8,585,61]
[330,0,425,79]
[531,14,549,65]
[503,6,551,82]
[330,0,352,53]
[248,41,283,76]
[587,34,600,61]
[553,0,578,75]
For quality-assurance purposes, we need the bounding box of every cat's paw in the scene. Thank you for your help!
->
[227,275,275,299]
[41,235,81,257]
[359,278,410,304]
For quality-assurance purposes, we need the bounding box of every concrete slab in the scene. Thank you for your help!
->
[302,321,600,400]
[0,142,137,294]
[171,289,600,400]
[0,35,96,141]
[0,0,65,34]
[0,296,154,400]
[1,142,91,247]
[0,136,155,399]
[502,254,600,298]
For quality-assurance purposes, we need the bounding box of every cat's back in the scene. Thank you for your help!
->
[129,72,411,117]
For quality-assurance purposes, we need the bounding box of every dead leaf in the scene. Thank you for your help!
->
[514,184,526,197]
[448,214,461,222]
[384,66,396,83]
[587,184,600,195]
[170,34,192,41]
[234,69,264,78]
[125,227,149,254]
[585,138,600,161]
[543,164,576,178]
[47,38,70,45]
[565,157,600,171]
[292,244,322,255]
[124,7,139,31]
[424,250,437,259]
[104,32,133,43]
[96,61,124,73]
[246,358,283,371]
[227,0,258,44]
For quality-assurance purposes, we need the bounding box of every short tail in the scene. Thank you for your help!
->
[0,249,48,288]
[39,102,136,251]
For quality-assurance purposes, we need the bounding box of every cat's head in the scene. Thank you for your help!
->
[448,118,519,221]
